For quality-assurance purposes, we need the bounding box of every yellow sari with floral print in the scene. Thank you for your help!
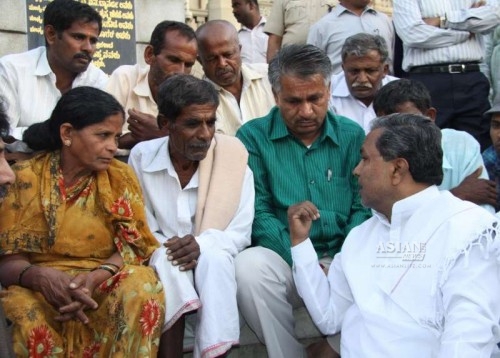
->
[0,152,165,357]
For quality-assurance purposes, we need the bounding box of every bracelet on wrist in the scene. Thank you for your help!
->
[102,262,121,271]
[18,264,36,287]
[92,264,118,276]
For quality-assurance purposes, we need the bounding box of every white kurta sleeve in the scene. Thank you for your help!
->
[292,239,354,335]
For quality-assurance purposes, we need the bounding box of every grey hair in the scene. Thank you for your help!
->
[341,33,389,63]
[371,113,443,186]
[268,44,332,93]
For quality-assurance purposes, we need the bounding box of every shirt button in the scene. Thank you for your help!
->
[310,180,315,184]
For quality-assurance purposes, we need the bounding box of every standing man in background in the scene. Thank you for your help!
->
[393,0,500,151]
[232,0,269,64]
[307,0,394,74]
[264,0,335,62]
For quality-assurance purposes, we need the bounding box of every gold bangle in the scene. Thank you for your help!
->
[18,264,36,287]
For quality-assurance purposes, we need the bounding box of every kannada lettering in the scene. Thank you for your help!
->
[26,0,136,73]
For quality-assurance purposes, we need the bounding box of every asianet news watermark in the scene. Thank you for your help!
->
[376,242,426,261]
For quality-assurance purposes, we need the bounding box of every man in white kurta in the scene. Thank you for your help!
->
[129,74,254,358]
[289,113,500,357]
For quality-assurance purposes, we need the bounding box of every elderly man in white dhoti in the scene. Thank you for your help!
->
[129,74,254,358]
[289,113,500,357]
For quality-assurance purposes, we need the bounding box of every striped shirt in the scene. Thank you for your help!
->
[307,4,395,74]
[393,0,500,71]
[236,107,371,265]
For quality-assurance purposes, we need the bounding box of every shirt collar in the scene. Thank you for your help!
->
[133,65,155,100]
[332,4,376,17]
[240,16,267,32]
[205,63,264,93]
[142,136,201,189]
[34,47,53,77]
[373,185,440,225]
[268,107,340,146]
[34,46,92,85]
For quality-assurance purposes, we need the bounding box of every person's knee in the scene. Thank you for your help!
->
[199,248,234,270]
[235,247,283,290]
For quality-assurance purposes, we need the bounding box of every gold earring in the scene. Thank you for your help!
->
[64,140,71,147]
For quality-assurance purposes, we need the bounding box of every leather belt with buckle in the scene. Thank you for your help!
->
[409,63,480,74]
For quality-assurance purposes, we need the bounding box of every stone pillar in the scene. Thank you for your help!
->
[0,1,27,57]
[135,0,185,66]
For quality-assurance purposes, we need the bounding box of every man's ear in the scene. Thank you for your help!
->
[425,107,438,122]
[391,157,409,185]
[144,45,155,65]
[44,25,58,46]
[382,63,389,76]
[157,114,170,130]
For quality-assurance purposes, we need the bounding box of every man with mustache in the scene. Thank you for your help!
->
[129,74,254,358]
[289,113,500,357]
[235,44,371,358]
[329,33,397,134]
[107,21,197,155]
[0,0,107,158]
[0,101,16,358]
[196,20,275,136]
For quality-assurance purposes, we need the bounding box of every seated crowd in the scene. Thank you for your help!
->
[1,0,500,357]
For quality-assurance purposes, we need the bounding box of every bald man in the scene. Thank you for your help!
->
[196,20,275,135]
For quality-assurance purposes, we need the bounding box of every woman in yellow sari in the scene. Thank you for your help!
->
[0,87,165,357]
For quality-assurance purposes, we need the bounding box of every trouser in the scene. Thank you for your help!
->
[236,247,339,358]
[408,71,491,151]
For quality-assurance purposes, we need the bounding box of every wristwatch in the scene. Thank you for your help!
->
[439,15,447,29]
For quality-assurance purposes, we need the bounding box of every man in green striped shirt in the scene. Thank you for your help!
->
[235,44,371,358]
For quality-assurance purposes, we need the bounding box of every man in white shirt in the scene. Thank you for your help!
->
[196,20,275,135]
[289,113,500,357]
[329,33,397,133]
[232,0,268,64]
[373,78,497,213]
[307,0,394,74]
[0,0,107,149]
[129,74,254,358]
[106,21,197,154]
[393,0,500,151]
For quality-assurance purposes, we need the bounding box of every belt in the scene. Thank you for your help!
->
[409,63,480,74]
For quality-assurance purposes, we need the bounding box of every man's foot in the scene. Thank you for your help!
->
[307,339,340,358]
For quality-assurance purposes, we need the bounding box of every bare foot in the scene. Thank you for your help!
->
[306,339,340,358]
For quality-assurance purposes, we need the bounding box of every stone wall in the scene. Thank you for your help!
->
[0,0,185,70]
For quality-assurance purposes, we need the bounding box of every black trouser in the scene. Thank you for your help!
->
[408,71,491,151]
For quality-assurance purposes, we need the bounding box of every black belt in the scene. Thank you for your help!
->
[409,63,480,74]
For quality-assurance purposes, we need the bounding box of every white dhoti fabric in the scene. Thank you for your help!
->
[149,247,201,331]
[151,247,240,358]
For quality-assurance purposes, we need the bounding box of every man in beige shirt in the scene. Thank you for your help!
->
[196,20,275,136]
[264,0,335,62]
[106,21,197,153]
